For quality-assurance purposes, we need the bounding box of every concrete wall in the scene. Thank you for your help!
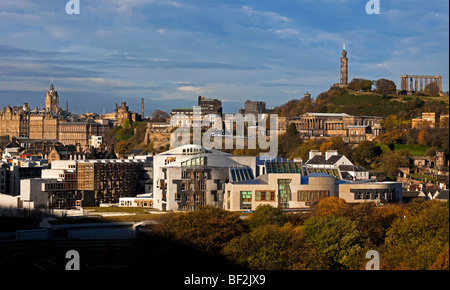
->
[20,179,49,208]
[339,182,403,204]
[0,193,20,208]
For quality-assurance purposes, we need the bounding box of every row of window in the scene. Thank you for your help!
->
[240,190,330,203]
[181,156,207,167]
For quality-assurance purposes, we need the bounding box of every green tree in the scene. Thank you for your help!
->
[302,215,363,269]
[384,200,449,269]
[223,224,329,270]
[247,204,287,229]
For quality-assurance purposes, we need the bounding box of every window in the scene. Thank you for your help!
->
[278,179,291,208]
[297,190,329,202]
[255,191,275,201]
[241,191,252,210]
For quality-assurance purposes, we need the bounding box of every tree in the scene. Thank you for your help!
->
[352,141,382,166]
[152,206,247,253]
[312,196,349,217]
[223,224,329,270]
[151,109,170,122]
[302,215,363,269]
[343,202,385,246]
[424,82,440,97]
[278,123,302,158]
[122,117,131,128]
[375,79,397,95]
[347,78,373,92]
[115,140,129,153]
[378,151,407,180]
[384,200,449,269]
[247,204,287,229]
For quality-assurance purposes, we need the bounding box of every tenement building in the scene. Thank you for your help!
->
[59,120,110,150]
[0,104,30,138]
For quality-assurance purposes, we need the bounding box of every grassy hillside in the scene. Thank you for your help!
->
[275,88,449,119]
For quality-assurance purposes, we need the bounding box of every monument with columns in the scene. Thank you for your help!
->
[400,75,442,95]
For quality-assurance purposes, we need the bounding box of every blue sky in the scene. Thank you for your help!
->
[0,0,448,115]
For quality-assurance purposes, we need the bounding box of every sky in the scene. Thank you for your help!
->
[0,0,448,115]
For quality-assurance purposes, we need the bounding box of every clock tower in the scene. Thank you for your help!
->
[45,82,59,113]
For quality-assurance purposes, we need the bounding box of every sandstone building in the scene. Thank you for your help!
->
[278,112,383,143]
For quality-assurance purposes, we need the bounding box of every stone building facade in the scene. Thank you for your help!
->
[0,104,30,138]
[58,120,110,149]
[280,112,383,143]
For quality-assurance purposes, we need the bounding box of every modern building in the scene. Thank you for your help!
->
[224,159,402,211]
[0,158,152,210]
[152,144,256,211]
[238,100,273,121]
[170,96,223,128]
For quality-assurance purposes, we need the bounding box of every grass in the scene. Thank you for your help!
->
[83,207,154,214]
[49,207,170,225]
[394,144,430,156]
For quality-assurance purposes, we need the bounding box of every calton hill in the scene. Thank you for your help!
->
[273,78,449,184]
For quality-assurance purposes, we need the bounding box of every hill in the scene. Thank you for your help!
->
[274,87,449,119]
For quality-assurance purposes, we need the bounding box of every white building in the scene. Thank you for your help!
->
[152,144,257,211]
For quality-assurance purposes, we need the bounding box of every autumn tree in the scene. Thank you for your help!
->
[151,109,170,122]
[247,204,287,229]
[424,82,440,97]
[384,200,449,269]
[278,123,302,158]
[347,78,373,92]
[378,151,407,180]
[351,141,382,167]
[375,79,397,95]
[223,224,329,270]
[152,206,247,253]
[302,215,363,269]
[312,196,350,217]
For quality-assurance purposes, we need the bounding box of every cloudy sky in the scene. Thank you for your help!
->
[0,0,448,115]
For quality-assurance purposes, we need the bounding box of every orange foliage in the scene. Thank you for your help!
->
[313,197,349,216]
